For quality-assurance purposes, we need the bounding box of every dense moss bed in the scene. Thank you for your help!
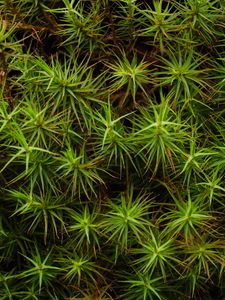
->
[1,1,225,299]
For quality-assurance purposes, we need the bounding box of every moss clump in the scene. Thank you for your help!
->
[1,0,225,299]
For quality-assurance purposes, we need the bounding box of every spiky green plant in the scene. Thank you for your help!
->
[131,229,180,279]
[68,204,102,252]
[1,0,225,299]
[132,95,187,175]
[182,236,225,279]
[7,188,68,244]
[55,0,105,50]
[92,102,135,174]
[137,0,181,53]
[160,185,213,242]
[106,51,153,106]
[103,185,152,259]
[18,246,60,293]
[173,0,223,44]
[121,272,165,300]
[155,47,209,102]
[56,144,105,198]
[58,248,102,288]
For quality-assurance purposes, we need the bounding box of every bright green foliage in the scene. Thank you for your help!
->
[173,0,223,44]
[8,189,68,244]
[92,102,134,173]
[133,96,186,175]
[19,247,60,293]
[1,0,225,299]
[137,0,181,53]
[58,0,105,50]
[58,249,101,287]
[132,230,179,279]
[103,186,152,260]
[106,52,153,106]
[162,189,212,242]
[56,144,105,198]
[68,204,102,251]
[122,272,164,300]
[156,48,208,101]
